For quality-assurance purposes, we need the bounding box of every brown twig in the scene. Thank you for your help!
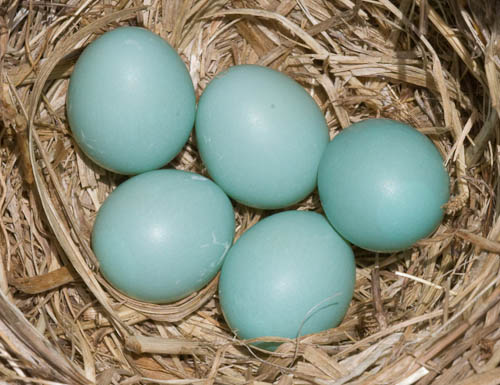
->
[371,256,388,330]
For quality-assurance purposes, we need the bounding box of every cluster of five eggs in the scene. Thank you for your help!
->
[67,27,450,349]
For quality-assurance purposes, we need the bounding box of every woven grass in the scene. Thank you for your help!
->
[1,0,499,384]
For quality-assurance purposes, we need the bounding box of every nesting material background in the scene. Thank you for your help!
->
[0,0,499,384]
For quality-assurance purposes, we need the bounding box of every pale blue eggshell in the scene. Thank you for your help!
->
[67,27,195,175]
[92,169,235,303]
[318,118,450,252]
[196,65,329,209]
[219,211,355,351]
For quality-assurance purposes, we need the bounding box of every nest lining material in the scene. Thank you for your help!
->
[1,0,500,384]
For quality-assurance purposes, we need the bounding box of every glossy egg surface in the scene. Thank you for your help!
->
[92,169,235,303]
[196,65,329,209]
[318,118,450,252]
[219,211,355,350]
[67,27,196,175]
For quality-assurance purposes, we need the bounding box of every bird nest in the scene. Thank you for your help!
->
[1,1,500,384]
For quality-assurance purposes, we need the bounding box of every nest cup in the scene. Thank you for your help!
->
[1,1,500,384]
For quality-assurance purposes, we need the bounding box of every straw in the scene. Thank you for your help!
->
[0,1,499,384]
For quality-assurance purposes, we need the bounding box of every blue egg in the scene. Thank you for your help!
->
[67,27,196,175]
[92,170,235,303]
[318,118,450,252]
[219,211,355,350]
[196,65,329,209]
